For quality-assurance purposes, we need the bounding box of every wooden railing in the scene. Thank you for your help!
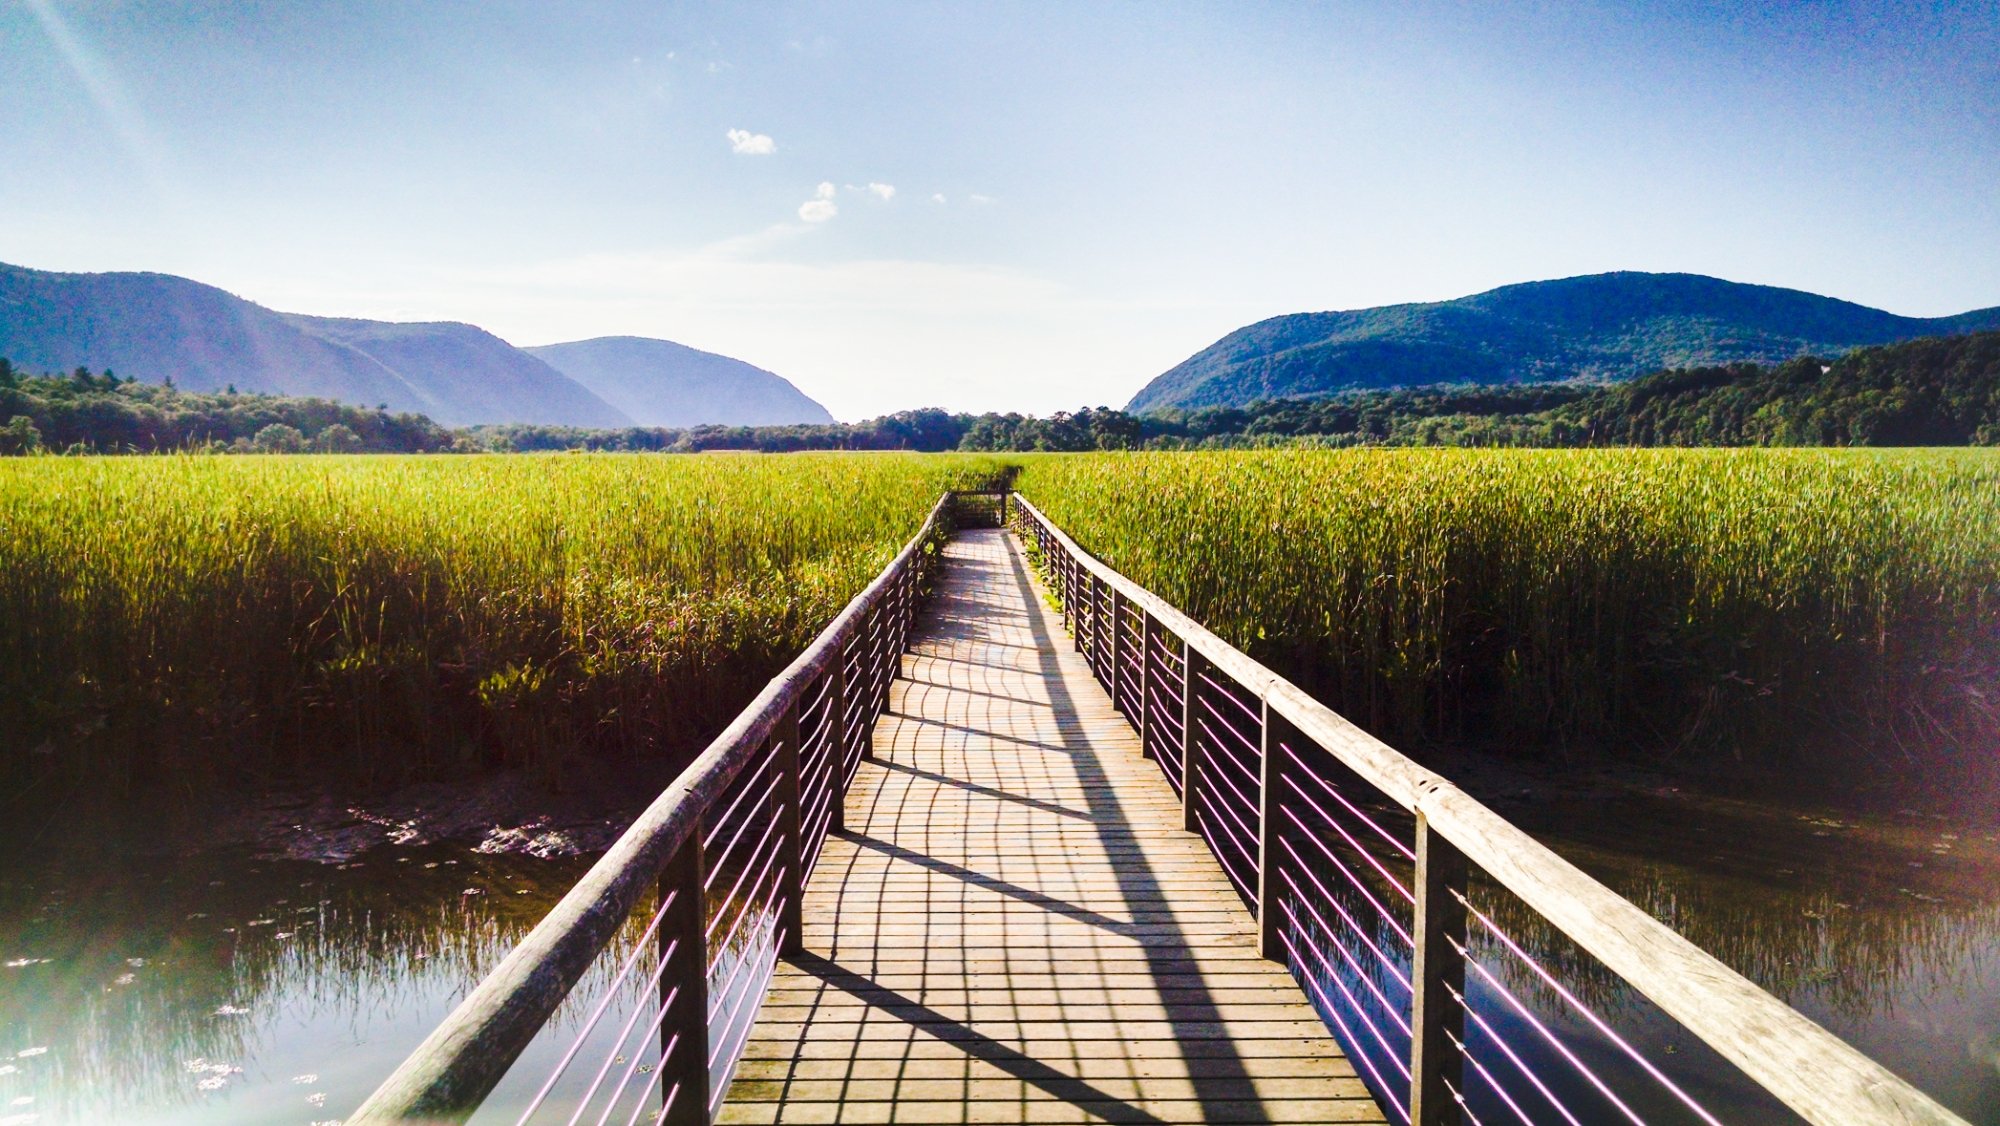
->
[1011,494,1966,1126]
[348,493,956,1125]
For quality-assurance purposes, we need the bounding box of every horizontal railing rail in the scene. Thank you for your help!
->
[1010,493,1966,1126]
[348,492,956,1125]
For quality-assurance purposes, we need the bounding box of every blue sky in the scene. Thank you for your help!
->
[4,1,1997,418]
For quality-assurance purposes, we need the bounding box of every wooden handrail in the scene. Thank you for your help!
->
[348,492,954,1124]
[1010,493,1966,1126]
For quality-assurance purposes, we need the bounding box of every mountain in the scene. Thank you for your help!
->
[0,262,630,427]
[1129,272,2000,411]
[284,316,631,428]
[525,336,834,427]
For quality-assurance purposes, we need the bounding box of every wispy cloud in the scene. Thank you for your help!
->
[798,181,838,223]
[24,0,178,206]
[725,128,776,155]
[968,193,995,206]
[930,193,947,205]
[864,182,895,201]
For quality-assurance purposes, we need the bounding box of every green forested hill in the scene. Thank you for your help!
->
[6,330,1997,455]
[1131,329,2000,448]
[1129,272,2000,411]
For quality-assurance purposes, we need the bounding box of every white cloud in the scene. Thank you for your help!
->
[798,182,838,223]
[968,194,995,205]
[865,182,895,201]
[725,128,775,155]
[930,193,947,205]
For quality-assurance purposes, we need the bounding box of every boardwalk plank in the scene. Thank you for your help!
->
[720,529,1382,1125]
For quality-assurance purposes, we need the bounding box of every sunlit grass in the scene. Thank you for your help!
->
[0,452,1008,798]
[1016,448,2000,790]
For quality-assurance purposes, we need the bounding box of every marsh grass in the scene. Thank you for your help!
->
[0,453,1007,803]
[1016,448,2000,796]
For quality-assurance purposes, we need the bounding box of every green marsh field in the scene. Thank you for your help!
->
[0,453,1008,805]
[1016,448,2000,801]
[2,448,1998,1123]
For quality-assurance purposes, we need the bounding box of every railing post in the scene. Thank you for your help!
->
[1256,699,1287,962]
[860,611,878,762]
[1092,574,1107,678]
[775,706,804,958]
[885,575,902,699]
[1139,612,1156,760]
[1410,810,1468,1126]
[1181,641,1202,834]
[828,648,848,832]
[659,834,709,1126]
[896,564,912,660]
[901,555,916,647]
[1071,557,1086,654]
[1108,587,1124,715]
[1058,543,1072,632]
[1081,561,1092,656]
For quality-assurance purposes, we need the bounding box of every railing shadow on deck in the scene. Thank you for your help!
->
[757,532,1272,1123]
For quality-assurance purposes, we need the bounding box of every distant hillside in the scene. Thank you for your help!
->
[1130,272,2000,411]
[0,262,629,427]
[287,316,631,428]
[1159,329,2000,448]
[526,337,833,427]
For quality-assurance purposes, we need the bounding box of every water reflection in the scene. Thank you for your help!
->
[0,843,644,1125]
[1289,781,2000,1124]
[1,786,1996,1124]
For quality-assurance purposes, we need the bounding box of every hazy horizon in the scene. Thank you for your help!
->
[5,1,1997,419]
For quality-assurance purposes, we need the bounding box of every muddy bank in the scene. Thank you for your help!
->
[193,757,690,862]
[2,756,679,867]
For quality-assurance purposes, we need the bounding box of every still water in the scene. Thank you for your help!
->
[1297,785,2000,1126]
[0,843,664,1126]
[1,791,1995,1124]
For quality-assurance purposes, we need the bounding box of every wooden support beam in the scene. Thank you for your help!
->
[859,613,878,762]
[1093,574,1108,684]
[1256,699,1288,962]
[1410,811,1467,1126]
[659,835,709,1126]
[828,649,848,833]
[1108,587,1124,716]
[1139,612,1156,760]
[774,709,803,958]
[1181,642,1202,834]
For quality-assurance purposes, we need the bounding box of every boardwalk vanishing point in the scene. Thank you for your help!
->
[721,529,1384,1124]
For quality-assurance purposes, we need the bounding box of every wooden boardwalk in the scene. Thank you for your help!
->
[721,529,1383,1125]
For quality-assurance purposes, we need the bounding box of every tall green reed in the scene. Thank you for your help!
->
[0,453,1006,799]
[1016,449,2000,795]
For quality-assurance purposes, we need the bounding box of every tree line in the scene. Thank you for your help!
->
[5,328,1997,455]
[0,360,459,454]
